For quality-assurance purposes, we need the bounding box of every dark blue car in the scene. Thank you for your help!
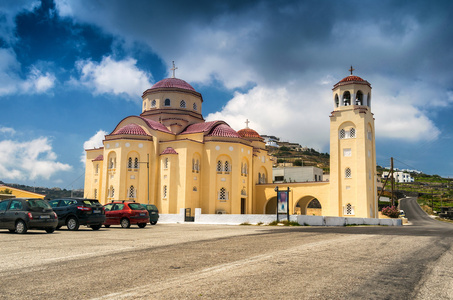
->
[48,198,106,231]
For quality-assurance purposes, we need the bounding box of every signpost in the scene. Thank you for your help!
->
[275,186,290,222]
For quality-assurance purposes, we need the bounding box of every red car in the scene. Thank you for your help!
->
[103,201,149,228]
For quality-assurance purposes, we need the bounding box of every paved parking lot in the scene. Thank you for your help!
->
[1,216,453,299]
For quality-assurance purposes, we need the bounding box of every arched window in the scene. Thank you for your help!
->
[244,163,248,175]
[196,159,200,172]
[151,99,156,107]
[163,185,167,198]
[164,158,169,169]
[129,186,135,198]
[350,128,356,138]
[339,129,345,139]
[258,173,262,183]
[345,168,352,178]
[109,186,115,198]
[224,161,230,173]
[193,103,197,111]
[335,94,339,108]
[343,91,351,106]
[95,164,99,174]
[355,91,363,105]
[344,203,354,215]
[164,98,171,106]
[180,100,186,108]
[94,189,97,199]
[217,160,223,172]
[134,157,139,169]
[219,187,228,201]
[241,189,247,196]
[128,157,133,168]
[192,158,195,172]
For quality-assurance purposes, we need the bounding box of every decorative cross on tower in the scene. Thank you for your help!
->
[245,119,250,128]
[349,65,355,75]
[170,61,178,78]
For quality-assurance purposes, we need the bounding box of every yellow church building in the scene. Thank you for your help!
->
[84,66,378,219]
[84,70,274,216]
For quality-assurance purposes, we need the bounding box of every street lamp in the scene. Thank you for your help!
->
[137,154,150,204]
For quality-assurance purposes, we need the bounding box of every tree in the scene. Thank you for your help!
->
[294,160,303,166]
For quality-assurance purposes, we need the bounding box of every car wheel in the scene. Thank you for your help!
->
[45,228,55,233]
[91,225,102,230]
[120,218,130,228]
[16,220,27,234]
[104,225,110,228]
[150,221,157,225]
[138,223,147,228]
[67,217,80,231]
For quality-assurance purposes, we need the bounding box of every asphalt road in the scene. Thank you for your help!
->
[1,197,453,299]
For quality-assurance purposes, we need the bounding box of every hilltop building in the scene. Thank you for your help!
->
[84,66,378,218]
[382,171,414,183]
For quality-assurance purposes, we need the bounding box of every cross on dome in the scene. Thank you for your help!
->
[349,65,355,75]
[170,61,178,78]
[245,119,250,128]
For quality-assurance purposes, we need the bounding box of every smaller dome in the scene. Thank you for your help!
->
[237,128,263,140]
[334,75,371,89]
[338,75,365,83]
[151,78,196,91]
[208,124,241,138]
[161,147,178,155]
[112,124,148,136]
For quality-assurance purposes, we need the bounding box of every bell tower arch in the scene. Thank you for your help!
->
[327,67,378,218]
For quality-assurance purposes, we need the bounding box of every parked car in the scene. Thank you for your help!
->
[104,201,149,228]
[0,198,58,234]
[48,198,106,231]
[142,204,159,225]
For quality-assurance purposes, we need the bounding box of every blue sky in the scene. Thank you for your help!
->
[0,0,453,189]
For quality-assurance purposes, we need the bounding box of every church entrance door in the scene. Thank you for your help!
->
[241,198,246,214]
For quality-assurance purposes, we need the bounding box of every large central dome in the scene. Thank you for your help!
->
[150,78,196,92]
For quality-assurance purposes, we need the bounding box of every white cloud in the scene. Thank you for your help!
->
[0,137,72,181]
[75,56,153,99]
[206,79,332,151]
[21,67,56,93]
[81,130,107,163]
[0,48,56,96]
[0,126,16,135]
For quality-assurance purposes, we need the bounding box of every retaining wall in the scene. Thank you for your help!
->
[158,208,402,226]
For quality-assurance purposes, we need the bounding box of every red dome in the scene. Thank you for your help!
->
[334,75,371,88]
[151,78,196,91]
[207,124,241,138]
[112,124,148,136]
[237,128,263,140]
[338,75,365,83]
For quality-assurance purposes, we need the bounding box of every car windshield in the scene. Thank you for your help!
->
[129,203,145,210]
[27,199,52,209]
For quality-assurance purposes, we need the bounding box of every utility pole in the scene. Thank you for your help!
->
[391,157,394,206]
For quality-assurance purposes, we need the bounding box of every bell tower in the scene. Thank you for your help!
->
[327,67,378,218]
